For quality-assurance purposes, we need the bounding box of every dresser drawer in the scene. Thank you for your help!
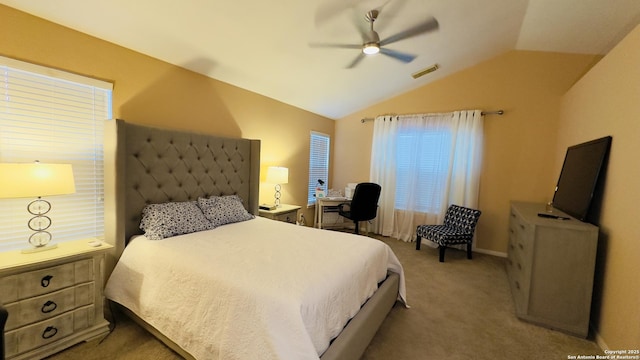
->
[5,305,95,358]
[510,277,527,314]
[5,283,94,331]
[507,207,533,314]
[0,259,93,303]
[507,256,528,314]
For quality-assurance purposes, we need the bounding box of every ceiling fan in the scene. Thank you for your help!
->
[310,9,439,68]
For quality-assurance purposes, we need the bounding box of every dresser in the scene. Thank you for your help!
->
[0,239,112,359]
[258,204,301,224]
[506,201,598,337]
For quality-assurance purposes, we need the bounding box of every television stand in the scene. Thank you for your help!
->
[507,201,598,337]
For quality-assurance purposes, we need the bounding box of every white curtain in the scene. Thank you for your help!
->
[369,110,484,242]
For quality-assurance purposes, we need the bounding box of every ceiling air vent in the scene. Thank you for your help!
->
[412,64,439,79]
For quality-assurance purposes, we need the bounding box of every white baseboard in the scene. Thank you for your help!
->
[592,325,608,351]
[474,248,507,258]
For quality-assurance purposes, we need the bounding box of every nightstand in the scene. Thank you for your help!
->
[259,204,301,224]
[0,239,112,360]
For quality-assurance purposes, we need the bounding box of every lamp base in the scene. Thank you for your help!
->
[21,243,58,254]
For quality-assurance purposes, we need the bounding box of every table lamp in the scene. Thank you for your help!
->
[0,161,76,253]
[266,166,289,207]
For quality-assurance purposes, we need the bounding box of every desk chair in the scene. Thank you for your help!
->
[338,182,381,234]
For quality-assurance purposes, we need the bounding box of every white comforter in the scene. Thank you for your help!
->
[105,217,406,360]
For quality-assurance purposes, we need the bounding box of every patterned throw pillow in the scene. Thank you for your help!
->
[198,195,255,227]
[140,201,213,240]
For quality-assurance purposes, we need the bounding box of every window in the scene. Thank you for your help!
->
[395,129,452,213]
[0,56,113,252]
[370,111,482,241]
[307,131,330,206]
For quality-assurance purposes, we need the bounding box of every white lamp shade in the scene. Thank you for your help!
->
[0,163,76,198]
[266,166,289,184]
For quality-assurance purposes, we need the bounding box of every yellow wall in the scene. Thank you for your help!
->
[1,4,333,224]
[557,25,640,349]
[335,50,600,254]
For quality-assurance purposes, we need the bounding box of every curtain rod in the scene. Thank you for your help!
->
[360,110,504,123]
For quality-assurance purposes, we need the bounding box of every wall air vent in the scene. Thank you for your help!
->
[412,64,439,79]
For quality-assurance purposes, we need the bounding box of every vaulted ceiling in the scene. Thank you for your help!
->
[3,0,640,119]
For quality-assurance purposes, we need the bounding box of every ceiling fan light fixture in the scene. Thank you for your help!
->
[362,43,380,55]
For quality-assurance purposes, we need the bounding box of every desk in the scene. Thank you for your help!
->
[314,197,350,229]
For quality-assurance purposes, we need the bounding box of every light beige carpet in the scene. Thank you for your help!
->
[46,235,603,360]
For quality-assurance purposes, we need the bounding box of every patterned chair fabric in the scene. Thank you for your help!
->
[415,204,482,262]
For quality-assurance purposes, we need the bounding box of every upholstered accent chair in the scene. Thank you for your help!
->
[338,182,382,235]
[415,204,482,262]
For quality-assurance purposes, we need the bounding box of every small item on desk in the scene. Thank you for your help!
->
[259,204,276,211]
[345,183,357,199]
[327,188,342,198]
[537,213,570,220]
[88,240,103,247]
[315,179,325,198]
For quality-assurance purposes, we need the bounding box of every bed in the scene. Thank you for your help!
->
[103,120,406,360]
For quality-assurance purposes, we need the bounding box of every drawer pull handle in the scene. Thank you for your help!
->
[519,224,525,230]
[518,243,524,250]
[517,263,522,270]
[41,300,58,313]
[42,326,58,339]
[41,275,53,288]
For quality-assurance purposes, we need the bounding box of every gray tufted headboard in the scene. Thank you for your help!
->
[111,120,260,244]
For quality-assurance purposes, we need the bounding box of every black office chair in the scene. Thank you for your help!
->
[338,182,381,234]
[1,301,7,360]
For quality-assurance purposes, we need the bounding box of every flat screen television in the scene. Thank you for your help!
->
[552,136,612,222]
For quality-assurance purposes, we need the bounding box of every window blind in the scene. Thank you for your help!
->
[0,56,113,252]
[307,131,330,206]
[394,130,452,213]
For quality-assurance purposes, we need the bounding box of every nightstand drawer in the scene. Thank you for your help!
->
[5,283,94,331]
[259,204,301,224]
[5,305,95,358]
[0,259,93,303]
[273,212,297,223]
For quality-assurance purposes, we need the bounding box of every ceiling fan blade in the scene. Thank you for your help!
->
[379,16,439,46]
[346,53,366,69]
[309,43,362,50]
[379,48,417,63]
[314,0,359,26]
[372,0,407,32]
